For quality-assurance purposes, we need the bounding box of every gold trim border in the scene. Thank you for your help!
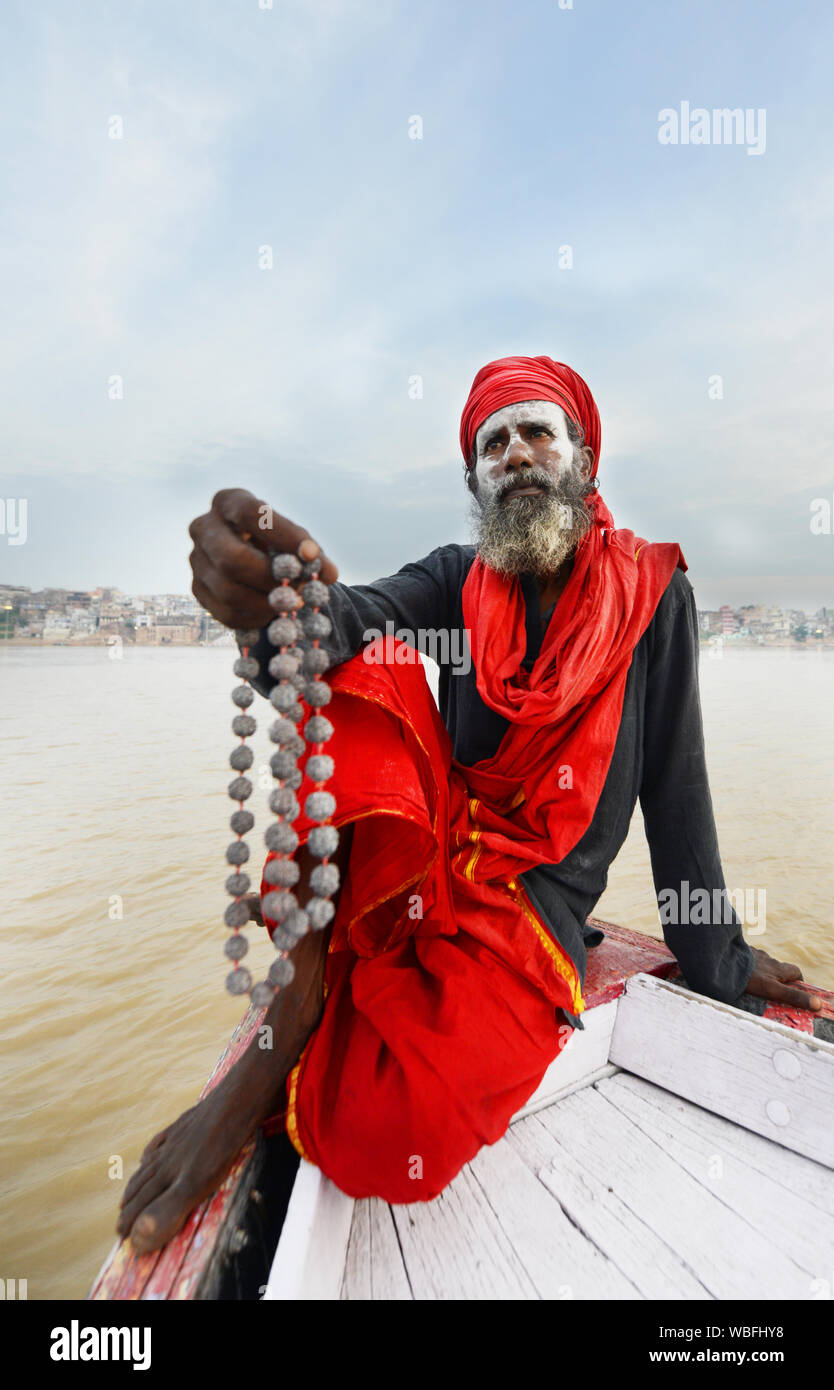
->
[507,876,585,1016]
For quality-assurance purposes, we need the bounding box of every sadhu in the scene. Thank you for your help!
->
[118,355,820,1253]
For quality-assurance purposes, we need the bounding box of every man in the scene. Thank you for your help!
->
[118,355,820,1255]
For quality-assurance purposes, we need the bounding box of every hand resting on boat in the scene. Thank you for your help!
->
[743,946,822,1012]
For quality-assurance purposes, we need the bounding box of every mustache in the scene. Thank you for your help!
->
[471,464,596,578]
[495,468,557,502]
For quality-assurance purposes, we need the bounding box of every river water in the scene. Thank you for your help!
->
[1,645,832,1297]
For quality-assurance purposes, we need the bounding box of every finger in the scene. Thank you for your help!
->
[190,512,339,627]
[210,489,339,584]
[139,1127,172,1163]
[191,566,274,633]
[752,977,821,1012]
[244,892,264,925]
[776,961,804,983]
[118,1156,162,1223]
[128,1180,195,1256]
[190,508,274,596]
[122,1173,182,1251]
[777,985,822,1011]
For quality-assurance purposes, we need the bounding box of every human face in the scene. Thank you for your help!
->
[471,400,591,503]
[468,399,596,578]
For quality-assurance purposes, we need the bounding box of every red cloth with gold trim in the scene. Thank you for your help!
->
[261,651,580,1201]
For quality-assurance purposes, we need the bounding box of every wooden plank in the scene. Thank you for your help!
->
[86,1240,121,1300]
[340,1199,372,1301]
[390,1164,540,1299]
[167,1140,258,1300]
[87,1242,160,1302]
[467,1136,640,1299]
[597,1073,834,1281]
[340,1200,413,1301]
[367,1201,412,1300]
[200,1005,266,1092]
[763,1002,814,1033]
[583,920,677,1007]
[534,1084,816,1298]
[506,1111,710,1300]
[607,1071,834,1219]
[513,999,619,1120]
[264,1160,354,1300]
[609,973,834,1168]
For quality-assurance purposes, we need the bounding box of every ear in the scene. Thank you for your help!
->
[577,446,595,480]
[466,464,478,496]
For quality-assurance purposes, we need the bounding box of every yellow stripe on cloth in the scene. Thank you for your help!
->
[507,877,585,1016]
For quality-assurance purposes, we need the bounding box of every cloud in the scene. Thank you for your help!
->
[2,0,833,605]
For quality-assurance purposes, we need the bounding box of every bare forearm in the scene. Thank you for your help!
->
[208,925,330,1132]
[211,829,353,1138]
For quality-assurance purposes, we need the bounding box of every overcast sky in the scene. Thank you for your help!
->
[2,0,833,610]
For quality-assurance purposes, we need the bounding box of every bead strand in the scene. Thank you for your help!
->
[253,553,308,1005]
[222,551,337,1005]
[298,561,339,934]
[224,634,261,996]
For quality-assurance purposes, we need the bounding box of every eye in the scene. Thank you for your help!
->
[485,436,501,450]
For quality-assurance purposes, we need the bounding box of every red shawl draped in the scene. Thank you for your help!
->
[454,353,686,878]
[453,489,686,880]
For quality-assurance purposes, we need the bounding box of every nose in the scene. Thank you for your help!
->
[503,432,533,471]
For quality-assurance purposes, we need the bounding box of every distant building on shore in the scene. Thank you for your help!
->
[1,581,832,648]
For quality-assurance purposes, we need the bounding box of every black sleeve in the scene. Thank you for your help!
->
[639,570,757,1004]
[247,543,470,700]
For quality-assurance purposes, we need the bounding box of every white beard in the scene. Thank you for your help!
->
[470,465,595,577]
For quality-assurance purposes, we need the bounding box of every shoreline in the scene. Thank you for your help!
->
[0,637,235,649]
[2,636,833,652]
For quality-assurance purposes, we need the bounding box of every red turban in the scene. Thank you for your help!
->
[459,355,601,474]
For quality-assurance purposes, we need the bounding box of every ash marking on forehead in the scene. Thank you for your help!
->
[474,399,569,456]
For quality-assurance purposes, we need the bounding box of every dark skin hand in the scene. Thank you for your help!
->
[744,946,822,1012]
[188,487,339,631]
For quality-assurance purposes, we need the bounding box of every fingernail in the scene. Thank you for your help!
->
[297,538,319,560]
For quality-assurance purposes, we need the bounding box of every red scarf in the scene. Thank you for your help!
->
[454,490,686,880]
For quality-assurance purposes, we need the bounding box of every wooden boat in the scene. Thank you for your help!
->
[89,919,834,1300]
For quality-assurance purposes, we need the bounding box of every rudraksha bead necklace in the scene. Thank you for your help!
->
[223,550,338,1005]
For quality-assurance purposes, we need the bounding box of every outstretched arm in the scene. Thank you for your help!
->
[189,486,466,698]
[639,573,820,1011]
